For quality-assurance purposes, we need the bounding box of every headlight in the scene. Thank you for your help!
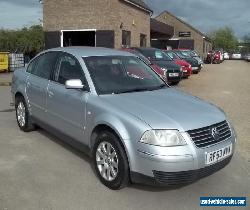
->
[140,130,187,147]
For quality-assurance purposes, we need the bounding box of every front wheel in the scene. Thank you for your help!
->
[15,96,35,132]
[93,131,129,190]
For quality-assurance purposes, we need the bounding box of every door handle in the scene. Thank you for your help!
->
[48,91,54,98]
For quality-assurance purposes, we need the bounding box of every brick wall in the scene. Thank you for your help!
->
[156,12,212,59]
[43,0,150,48]
[115,1,150,48]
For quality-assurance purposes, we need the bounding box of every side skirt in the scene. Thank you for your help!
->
[32,117,91,157]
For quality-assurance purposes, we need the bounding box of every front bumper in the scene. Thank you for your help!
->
[131,155,232,186]
[191,66,201,72]
[125,132,236,186]
[182,69,192,77]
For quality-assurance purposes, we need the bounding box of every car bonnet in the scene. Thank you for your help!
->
[100,88,226,132]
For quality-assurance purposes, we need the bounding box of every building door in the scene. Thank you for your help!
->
[61,30,96,47]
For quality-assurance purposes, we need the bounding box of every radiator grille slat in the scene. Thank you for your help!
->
[187,121,231,148]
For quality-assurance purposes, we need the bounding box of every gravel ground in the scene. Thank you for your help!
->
[0,60,249,210]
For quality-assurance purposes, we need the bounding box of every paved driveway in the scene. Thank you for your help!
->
[0,60,249,210]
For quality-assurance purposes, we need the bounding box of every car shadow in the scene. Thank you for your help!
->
[0,108,15,112]
[129,182,190,192]
[36,128,93,168]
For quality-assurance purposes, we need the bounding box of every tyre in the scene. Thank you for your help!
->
[93,130,129,190]
[15,96,35,132]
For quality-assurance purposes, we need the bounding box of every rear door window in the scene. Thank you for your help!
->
[30,52,59,79]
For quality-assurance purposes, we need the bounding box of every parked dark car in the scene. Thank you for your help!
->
[186,49,204,65]
[163,50,192,78]
[133,48,182,85]
[172,50,201,74]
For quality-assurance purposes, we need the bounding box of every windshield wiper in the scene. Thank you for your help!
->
[114,87,153,94]
[114,84,167,94]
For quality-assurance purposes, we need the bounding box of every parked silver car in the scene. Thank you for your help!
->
[231,52,242,60]
[11,47,236,190]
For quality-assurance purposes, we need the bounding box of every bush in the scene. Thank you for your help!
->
[0,25,44,57]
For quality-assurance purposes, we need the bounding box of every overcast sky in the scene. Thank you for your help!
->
[145,0,250,38]
[0,0,249,38]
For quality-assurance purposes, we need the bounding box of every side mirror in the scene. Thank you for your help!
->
[65,79,84,89]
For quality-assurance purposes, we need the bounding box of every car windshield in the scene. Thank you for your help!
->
[139,49,172,61]
[174,51,190,59]
[164,51,180,60]
[181,51,194,57]
[84,56,167,95]
[133,51,151,65]
[191,51,199,57]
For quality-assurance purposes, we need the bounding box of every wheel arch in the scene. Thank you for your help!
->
[90,123,128,154]
[14,92,25,105]
[90,123,132,173]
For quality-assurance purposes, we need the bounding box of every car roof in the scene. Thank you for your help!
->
[45,46,133,57]
[133,47,158,51]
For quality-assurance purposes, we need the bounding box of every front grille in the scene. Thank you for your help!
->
[153,156,232,185]
[187,121,231,148]
[168,69,180,73]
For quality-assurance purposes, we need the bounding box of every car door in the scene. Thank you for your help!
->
[26,52,59,122]
[46,52,89,143]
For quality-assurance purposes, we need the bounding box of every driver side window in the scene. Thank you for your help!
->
[55,53,88,87]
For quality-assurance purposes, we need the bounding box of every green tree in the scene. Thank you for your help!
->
[243,33,250,44]
[241,33,250,53]
[0,25,44,56]
[207,27,238,52]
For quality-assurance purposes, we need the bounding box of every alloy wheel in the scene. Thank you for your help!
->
[96,141,119,181]
[16,102,26,127]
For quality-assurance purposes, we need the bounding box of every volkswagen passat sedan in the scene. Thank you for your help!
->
[11,47,236,190]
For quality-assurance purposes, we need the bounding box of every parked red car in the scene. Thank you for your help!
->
[120,48,167,82]
[206,51,221,64]
[163,50,192,78]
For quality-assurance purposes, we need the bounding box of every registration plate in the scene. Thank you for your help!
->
[192,67,199,70]
[205,144,232,165]
[169,73,179,77]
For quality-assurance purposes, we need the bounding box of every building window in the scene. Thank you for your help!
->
[122,30,131,47]
[140,34,147,47]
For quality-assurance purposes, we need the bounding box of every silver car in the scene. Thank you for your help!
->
[231,53,242,60]
[11,47,236,190]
